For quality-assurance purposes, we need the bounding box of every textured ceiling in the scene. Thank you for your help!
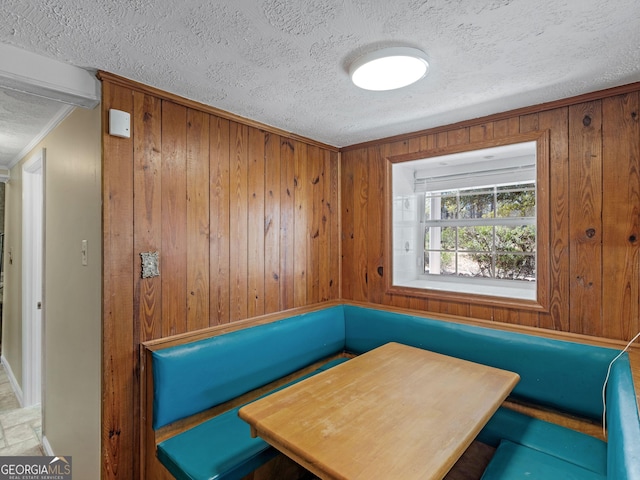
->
[1,0,640,164]
[0,87,70,165]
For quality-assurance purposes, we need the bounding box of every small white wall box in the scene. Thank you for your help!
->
[109,109,131,138]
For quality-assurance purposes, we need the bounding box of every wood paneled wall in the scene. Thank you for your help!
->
[341,87,640,342]
[100,74,340,479]
[102,70,640,479]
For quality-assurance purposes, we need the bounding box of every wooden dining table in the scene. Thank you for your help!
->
[238,342,520,480]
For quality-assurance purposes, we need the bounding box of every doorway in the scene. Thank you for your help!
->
[22,149,44,407]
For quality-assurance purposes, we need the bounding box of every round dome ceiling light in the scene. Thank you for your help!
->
[349,47,429,91]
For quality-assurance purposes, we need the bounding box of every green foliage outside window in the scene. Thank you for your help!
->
[426,184,536,280]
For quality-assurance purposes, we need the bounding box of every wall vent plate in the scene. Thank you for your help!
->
[109,109,131,138]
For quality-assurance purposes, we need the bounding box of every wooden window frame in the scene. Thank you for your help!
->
[385,131,551,312]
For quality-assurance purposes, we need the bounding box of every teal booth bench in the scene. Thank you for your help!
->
[144,303,640,480]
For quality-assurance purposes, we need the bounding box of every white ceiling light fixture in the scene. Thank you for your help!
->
[350,47,429,91]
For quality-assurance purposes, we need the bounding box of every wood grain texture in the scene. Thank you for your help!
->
[307,145,322,304]
[133,92,162,343]
[230,122,250,321]
[102,77,340,480]
[294,141,309,307]
[99,71,338,152]
[342,92,640,342]
[102,81,136,480]
[352,147,369,303]
[329,151,341,300]
[103,74,640,479]
[366,145,386,304]
[264,132,281,313]
[209,116,231,325]
[319,150,332,302]
[161,101,188,337]
[248,128,266,317]
[280,139,296,310]
[340,149,357,301]
[568,101,603,336]
[342,81,640,152]
[186,108,210,331]
[239,342,519,480]
[382,131,549,316]
[539,107,570,332]
[602,93,640,339]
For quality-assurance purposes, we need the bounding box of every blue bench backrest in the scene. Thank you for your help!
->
[606,355,640,480]
[152,306,346,429]
[344,305,619,420]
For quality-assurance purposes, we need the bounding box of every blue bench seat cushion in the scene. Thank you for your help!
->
[477,407,607,475]
[157,357,351,480]
[158,406,276,480]
[480,440,607,480]
[343,305,618,420]
[606,356,640,480]
[152,306,346,429]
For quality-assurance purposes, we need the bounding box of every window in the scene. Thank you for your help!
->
[424,183,536,280]
[390,136,547,304]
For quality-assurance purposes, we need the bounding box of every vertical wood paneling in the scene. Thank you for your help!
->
[230,122,249,321]
[161,101,188,336]
[341,89,640,341]
[103,74,640,480]
[319,150,331,302]
[407,137,422,154]
[294,141,309,307]
[307,145,322,304]
[209,116,231,325]
[468,303,494,322]
[186,109,210,331]
[131,92,162,480]
[264,133,281,313]
[602,93,640,339]
[519,113,539,133]
[366,145,386,303]
[102,82,135,480]
[539,107,570,331]
[447,127,470,146]
[493,117,520,138]
[280,140,296,310]
[340,149,356,300]
[133,92,162,342]
[469,123,494,143]
[102,77,341,480]
[568,101,603,336]
[353,148,370,302]
[248,128,266,317]
[329,150,341,300]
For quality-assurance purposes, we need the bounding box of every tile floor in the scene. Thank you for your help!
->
[0,364,43,456]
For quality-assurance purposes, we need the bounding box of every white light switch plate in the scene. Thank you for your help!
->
[81,239,88,266]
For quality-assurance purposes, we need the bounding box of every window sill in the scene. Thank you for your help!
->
[394,276,536,301]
